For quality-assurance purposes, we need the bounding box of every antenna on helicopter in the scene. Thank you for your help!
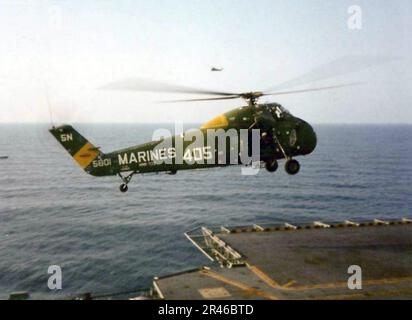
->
[44,82,55,128]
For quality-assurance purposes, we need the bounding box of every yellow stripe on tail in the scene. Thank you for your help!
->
[73,142,100,169]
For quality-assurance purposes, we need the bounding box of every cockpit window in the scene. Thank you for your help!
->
[274,106,283,118]
[268,104,290,119]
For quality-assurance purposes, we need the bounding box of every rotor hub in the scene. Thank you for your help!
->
[240,92,264,105]
[240,92,263,99]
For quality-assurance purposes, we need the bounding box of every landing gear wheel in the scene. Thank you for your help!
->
[119,183,129,193]
[265,159,278,173]
[118,172,135,192]
[285,159,300,175]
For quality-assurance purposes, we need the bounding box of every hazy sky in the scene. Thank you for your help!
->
[0,0,411,123]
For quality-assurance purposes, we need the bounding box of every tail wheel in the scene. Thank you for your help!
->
[118,172,135,192]
[120,183,129,193]
[285,159,300,175]
[265,159,278,173]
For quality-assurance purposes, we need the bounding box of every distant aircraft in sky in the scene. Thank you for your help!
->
[211,67,223,72]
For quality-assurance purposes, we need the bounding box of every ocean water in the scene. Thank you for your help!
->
[0,124,411,299]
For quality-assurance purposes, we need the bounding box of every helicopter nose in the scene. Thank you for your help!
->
[298,121,317,155]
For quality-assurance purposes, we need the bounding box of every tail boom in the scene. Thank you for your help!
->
[49,125,104,175]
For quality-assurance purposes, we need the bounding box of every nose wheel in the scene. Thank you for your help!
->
[285,159,300,175]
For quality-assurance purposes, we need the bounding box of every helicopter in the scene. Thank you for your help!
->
[49,79,360,193]
[50,54,386,192]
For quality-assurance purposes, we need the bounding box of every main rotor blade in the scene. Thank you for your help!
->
[100,78,239,96]
[162,82,362,102]
[161,95,240,103]
[264,82,363,97]
[265,55,400,92]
